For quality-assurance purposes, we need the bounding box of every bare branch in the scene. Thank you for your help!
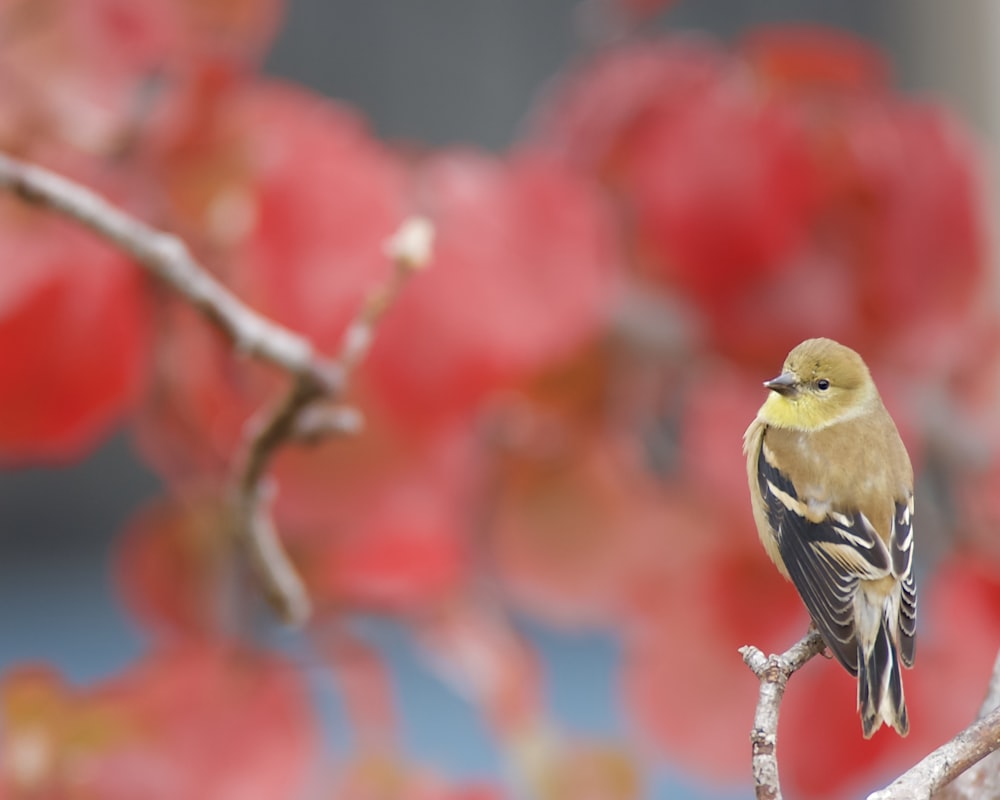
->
[739,629,827,800]
[225,217,432,624]
[229,375,326,624]
[867,707,1000,800]
[0,151,338,389]
[292,404,365,442]
[871,647,1000,800]
[980,649,1000,718]
[338,216,432,372]
[0,150,433,625]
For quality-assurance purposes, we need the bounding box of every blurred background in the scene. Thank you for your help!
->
[1,2,999,799]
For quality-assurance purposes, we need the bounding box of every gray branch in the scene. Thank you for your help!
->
[739,629,827,800]
[870,648,1000,800]
[0,151,336,387]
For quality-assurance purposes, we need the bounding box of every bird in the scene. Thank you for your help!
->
[743,337,916,737]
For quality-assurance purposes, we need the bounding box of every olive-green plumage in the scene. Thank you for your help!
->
[744,338,916,738]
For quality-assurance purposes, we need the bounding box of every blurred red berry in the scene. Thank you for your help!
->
[135,81,405,481]
[624,75,816,308]
[367,148,617,431]
[0,205,149,463]
[533,38,731,178]
[741,25,890,93]
[271,415,477,615]
[115,494,233,638]
[0,644,317,800]
[621,497,803,780]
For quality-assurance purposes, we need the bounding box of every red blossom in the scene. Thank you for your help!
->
[489,426,663,628]
[134,81,405,482]
[0,204,150,463]
[266,412,478,615]
[623,74,816,308]
[621,497,803,780]
[321,632,398,747]
[741,25,891,93]
[0,0,283,159]
[367,148,618,431]
[533,37,731,178]
[0,645,318,800]
[115,494,233,638]
[330,754,508,800]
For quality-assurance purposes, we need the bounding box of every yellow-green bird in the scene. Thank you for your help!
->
[744,337,916,737]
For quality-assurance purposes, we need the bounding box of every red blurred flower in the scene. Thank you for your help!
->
[533,38,731,178]
[0,644,318,800]
[367,148,618,431]
[489,424,664,628]
[277,417,476,615]
[115,494,233,638]
[621,496,803,781]
[0,202,150,463]
[135,81,405,482]
[531,28,989,373]
[623,73,816,308]
[0,0,284,158]
[741,25,890,93]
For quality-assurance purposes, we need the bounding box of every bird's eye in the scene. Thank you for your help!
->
[817,379,830,391]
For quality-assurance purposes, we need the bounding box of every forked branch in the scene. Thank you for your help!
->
[0,150,433,625]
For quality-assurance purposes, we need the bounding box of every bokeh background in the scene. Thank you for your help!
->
[2,2,1000,799]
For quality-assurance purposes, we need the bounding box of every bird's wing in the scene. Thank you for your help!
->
[756,443,892,674]
[891,495,916,667]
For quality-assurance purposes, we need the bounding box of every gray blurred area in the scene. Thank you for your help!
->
[264,1,893,149]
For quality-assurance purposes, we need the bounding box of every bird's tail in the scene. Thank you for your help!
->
[857,610,909,738]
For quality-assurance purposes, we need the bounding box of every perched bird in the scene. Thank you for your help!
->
[744,337,916,737]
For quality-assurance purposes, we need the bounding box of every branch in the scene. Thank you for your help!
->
[865,707,1000,800]
[0,151,336,387]
[739,629,827,800]
[0,150,433,626]
[869,648,1000,800]
[228,217,432,624]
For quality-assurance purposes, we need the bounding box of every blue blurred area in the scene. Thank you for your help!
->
[0,436,151,680]
[265,0,893,149]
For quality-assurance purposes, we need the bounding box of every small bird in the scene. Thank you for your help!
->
[744,337,916,737]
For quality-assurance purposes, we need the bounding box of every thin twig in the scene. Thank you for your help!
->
[871,647,1000,800]
[0,150,434,625]
[229,375,327,624]
[227,215,433,624]
[739,629,827,800]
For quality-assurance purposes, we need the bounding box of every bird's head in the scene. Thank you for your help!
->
[758,337,878,431]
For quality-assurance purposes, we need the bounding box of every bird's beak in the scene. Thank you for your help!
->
[764,372,798,396]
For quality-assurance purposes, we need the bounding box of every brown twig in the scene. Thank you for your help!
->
[870,647,1000,800]
[739,629,827,800]
[0,150,433,625]
[228,217,432,624]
